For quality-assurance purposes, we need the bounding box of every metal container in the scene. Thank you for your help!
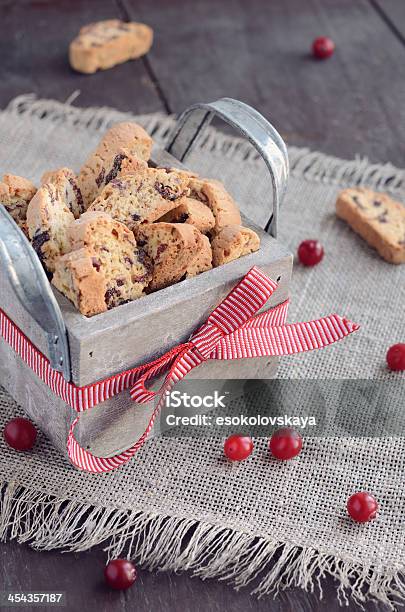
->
[0,98,291,460]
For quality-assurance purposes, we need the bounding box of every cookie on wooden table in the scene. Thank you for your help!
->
[41,167,84,218]
[211,225,260,267]
[159,197,215,234]
[27,184,75,274]
[53,212,152,316]
[134,222,211,291]
[69,19,153,74]
[188,177,242,234]
[336,188,405,264]
[89,166,190,231]
[78,122,153,207]
[0,174,37,236]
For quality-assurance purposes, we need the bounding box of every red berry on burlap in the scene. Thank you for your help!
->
[104,559,137,590]
[347,492,378,523]
[269,428,303,460]
[3,417,37,451]
[386,343,405,371]
[312,36,335,59]
[297,239,324,266]
[224,435,253,461]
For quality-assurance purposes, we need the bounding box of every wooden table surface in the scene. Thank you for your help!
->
[1,0,404,610]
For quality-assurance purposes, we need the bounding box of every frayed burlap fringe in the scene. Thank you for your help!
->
[1,481,404,610]
[6,93,405,195]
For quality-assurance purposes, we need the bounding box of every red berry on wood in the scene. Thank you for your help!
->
[269,428,302,460]
[312,36,335,59]
[347,492,378,523]
[298,239,324,266]
[224,434,253,461]
[3,417,37,451]
[104,559,137,590]
[386,343,405,371]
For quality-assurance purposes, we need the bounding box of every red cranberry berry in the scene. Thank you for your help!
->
[386,343,405,372]
[312,37,335,59]
[269,428,303,460]
[3,417,37,451]
[347,492,378,523]
[224,435,253,461]
[104,559,137,590]
[298,239,324,266]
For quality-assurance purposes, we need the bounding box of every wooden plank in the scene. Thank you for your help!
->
[0,539,385,611]
[0,0,163,114]
[370,0,405,43]
[123,0,405,166]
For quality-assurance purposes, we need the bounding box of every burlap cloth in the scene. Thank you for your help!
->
[0,95,404,609]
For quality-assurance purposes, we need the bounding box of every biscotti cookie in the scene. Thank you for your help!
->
[27,184,75,274]
[69,19,153,74]
[188,177,241,234]
[89,166,190,231]
[78,122,153,207]
[41,167,84,218]
[211,225,260,267]
[53,249,107,317]
[0,174,37,235]
[134,222,209,291]
[186,233,213,277]
[67,210,153,292]
[159,197,215,234]
[53,212,152,316]
[336,188,405,264]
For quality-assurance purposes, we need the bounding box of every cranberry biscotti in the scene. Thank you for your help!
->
[211,225,260,267]
[336,188,405,264]
[53,211,152,316]
[41,167,84,218]
[134,222,212,291]
[188,177,242,234]
[0,174,37,235]
[78,122,152,207]
[89,166,190,230]
[27,184,75,274]
[69,20,153,74]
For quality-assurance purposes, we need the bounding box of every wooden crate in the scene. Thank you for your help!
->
[0,99,291,460]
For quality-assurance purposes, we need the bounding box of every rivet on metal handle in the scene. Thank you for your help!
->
[0,207,71,380]
[166,98,289,238]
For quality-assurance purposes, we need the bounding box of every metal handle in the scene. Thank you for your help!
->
[166,98,289,237]
[0,207,71,380]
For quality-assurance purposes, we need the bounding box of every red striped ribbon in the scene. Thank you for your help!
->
[0,267,359,473]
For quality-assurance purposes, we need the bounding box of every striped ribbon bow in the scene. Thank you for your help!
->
[67,266,359,473]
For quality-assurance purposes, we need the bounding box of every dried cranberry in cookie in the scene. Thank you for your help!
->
[0,174,37,236]
[41,167,84,218]
[27,184,75,274]
[211,225,260,267]
[159,197,215,234]
[78,122,152,207]
[69,19,153,74]
[134,222,211,291]
[336,188,405,264]
[188,177,241,234]
[89,167,190,231]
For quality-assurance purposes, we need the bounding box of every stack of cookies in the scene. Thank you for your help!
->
[0,122,261,317]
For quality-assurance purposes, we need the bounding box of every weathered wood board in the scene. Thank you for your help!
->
[124,0,405,166]
[0,0,163,115]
